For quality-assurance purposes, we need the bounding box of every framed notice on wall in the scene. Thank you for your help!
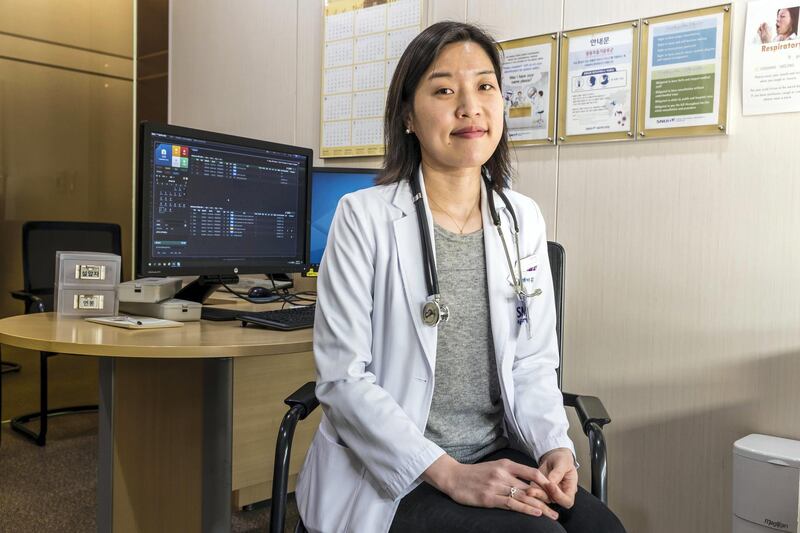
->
[557,21,640,144]
[498,34,559,146]
[743,0,800,116]
[637,4,732,139]
[320,0,423,158]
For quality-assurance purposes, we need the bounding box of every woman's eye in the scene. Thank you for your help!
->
[436,88,454,95]
[479,83,495,91]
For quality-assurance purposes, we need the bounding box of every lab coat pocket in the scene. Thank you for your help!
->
[296,420,365,533]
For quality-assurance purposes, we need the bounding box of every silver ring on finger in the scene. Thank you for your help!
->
[509,486,518,499]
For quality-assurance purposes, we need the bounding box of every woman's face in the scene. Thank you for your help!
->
[777,9,793,36]
[408,41,504,173]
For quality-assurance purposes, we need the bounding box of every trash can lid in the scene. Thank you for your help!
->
[734,434,800,467]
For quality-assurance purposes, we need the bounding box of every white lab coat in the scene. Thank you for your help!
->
[296,168,575,533]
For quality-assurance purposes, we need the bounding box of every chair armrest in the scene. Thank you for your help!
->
[272,381,319,533]
[10,290,45,313]
[11,290,35,301]
[284,381,319,419]
[562,392,611,434]
[563,392,610,505]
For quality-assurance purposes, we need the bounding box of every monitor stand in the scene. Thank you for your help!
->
[174,274,240,304]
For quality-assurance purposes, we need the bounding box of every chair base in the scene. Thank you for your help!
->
[11,405,98,446]
[1,361,21,374]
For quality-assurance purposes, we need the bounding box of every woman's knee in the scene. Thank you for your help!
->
[506,514,567,533]
[560,487,626,533]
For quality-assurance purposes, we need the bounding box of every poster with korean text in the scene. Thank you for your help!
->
[557,21,639,144]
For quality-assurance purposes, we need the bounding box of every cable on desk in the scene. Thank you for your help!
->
[215,276,318,309]
[267,274,316,309]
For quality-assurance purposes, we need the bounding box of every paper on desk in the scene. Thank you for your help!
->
[85,316,184,329]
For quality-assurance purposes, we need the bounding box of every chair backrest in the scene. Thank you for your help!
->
[22,221,122,311]
[547,241,565,390]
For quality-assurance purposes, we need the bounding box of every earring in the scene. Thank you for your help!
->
[405,128,411,134]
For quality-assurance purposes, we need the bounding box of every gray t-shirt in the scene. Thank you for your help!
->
[424,223,508,463]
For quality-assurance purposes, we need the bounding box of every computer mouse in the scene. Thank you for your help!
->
[248,286,273,298]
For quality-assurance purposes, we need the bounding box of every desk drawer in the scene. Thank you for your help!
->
[232,351,321,506]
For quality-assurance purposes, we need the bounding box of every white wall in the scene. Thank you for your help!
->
[170,1,800,531]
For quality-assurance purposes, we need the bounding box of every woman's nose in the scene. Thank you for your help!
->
[456,90,481,118]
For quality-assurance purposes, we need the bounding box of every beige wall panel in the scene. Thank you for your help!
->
[87,0,134,57]
[138,52,167,79]
[0,0,133,57]
[429,0,466,23]
[296,0,324,164]
[169,0,297,144]
[138,0,169,56]
[564,0,724,30]
[467,0,561,40]
[0,34,133,79]
[562,0,639,30]
[0,59,133,317]
[557,1,799,532]
[510,147,558,239]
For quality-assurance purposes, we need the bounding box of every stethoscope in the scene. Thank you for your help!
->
[410,169,541,334]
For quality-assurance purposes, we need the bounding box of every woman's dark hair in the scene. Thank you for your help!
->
[377,21,512,192]
[778,7,800,36]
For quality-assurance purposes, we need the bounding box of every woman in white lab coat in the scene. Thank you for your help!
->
[295,21,626,533]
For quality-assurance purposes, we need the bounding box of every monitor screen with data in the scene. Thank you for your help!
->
[137,122,311,277]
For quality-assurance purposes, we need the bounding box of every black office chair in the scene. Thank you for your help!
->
[268,241,612,533]
[9,221,122,446]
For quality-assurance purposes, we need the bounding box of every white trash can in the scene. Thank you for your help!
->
[733,434,800,532]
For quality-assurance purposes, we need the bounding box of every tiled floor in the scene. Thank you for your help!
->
[0,414,299,532]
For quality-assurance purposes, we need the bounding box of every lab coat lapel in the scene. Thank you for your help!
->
[482,181,515,370]
[391,177,437,373]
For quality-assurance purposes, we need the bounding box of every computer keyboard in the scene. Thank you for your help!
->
[238,305,316,331]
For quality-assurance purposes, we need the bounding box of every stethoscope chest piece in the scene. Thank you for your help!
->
[422,298,449,327]
[412,169,519,329]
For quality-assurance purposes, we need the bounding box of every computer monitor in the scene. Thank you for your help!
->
[305,167,378,276]
[137,122,312,302]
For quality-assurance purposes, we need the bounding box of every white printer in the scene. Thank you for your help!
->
[733,434,800,532]
[117,278,200,321]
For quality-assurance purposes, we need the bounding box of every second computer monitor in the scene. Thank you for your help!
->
[307,167,378,275]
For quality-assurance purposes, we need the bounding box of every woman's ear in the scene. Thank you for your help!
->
[404,115,413,133]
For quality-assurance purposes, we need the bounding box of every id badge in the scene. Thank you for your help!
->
[516,295,532,339]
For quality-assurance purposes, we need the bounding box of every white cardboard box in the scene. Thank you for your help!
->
[118,277,182,303]
[119,298,201,322]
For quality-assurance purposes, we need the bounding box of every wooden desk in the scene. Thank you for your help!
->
[0,310,321,532]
